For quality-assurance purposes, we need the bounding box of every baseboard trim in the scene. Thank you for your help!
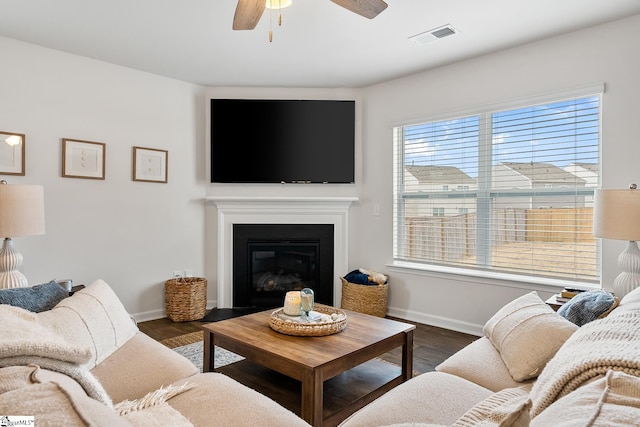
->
[132,299,218,323]
[386,306,483,337]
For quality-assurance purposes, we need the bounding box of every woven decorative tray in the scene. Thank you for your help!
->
[269,304,348,336]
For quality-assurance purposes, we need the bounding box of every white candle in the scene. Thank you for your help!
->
[283,291,301,316]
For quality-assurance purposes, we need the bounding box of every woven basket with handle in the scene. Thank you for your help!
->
[165,277,207,322]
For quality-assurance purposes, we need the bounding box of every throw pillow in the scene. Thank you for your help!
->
[0,280,69,312]
[483,291,579,382]
[558,289,619,326]
[38,279,139,369]
[530,370,640,426]
[452,386,532,427]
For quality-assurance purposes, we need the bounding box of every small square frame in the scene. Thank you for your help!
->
[133,146,168,183]
[0,131,26,176]
[62,138,106,180]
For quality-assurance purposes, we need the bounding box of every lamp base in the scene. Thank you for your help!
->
[0,237,29,288]
[613,240,640,298]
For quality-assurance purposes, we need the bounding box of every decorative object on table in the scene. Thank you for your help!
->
[283,290,301,316]
[0,181,45,288]
[132,146,168,183]
[300,287,314,318]
[593,184,640,297]
[557,290,619,327]
[340,268,388,317]
[62,138,106,180]
[552,286,589,303]
[164,277,207,322]
[0,131,25,176]
[269,304,347,336]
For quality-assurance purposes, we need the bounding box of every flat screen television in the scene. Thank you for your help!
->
[210,99,355,184]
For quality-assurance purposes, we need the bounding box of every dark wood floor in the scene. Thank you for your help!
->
[138,313,479,374]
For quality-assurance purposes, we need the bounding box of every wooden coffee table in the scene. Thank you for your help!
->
[202,307,415,427]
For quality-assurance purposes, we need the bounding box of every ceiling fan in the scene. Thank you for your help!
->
[232,0,388,30]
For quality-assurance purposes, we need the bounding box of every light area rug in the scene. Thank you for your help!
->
[160,331,244,373]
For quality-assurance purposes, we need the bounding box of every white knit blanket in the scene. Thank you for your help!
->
[529,312,640,417]
[0,304,113,407]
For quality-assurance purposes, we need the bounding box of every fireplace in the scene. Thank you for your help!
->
[233,224,334,308]
[208,196,357,308]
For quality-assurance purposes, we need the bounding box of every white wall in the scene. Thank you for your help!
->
[355,14,640,335]
[0,37,208,321]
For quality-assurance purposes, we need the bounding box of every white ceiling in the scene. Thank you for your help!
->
[1,0,639,88]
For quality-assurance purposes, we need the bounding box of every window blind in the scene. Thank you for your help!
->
[393,93,601,283]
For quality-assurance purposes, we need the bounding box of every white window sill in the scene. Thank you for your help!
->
[386,260,599,293]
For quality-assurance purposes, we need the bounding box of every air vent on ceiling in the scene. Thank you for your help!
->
[409,24,458,46]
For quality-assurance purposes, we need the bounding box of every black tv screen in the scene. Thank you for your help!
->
[210,99,355,183]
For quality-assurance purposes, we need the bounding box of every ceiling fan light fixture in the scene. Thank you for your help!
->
[265,0,292,10]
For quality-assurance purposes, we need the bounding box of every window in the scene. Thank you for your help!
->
[393,90,601,283]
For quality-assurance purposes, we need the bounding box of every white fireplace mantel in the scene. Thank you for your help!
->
[206,196,358,308]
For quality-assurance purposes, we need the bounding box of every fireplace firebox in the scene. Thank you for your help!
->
[233,224,334,308]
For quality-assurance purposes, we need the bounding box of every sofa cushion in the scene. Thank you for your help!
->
[121,402,194,427]
[436,337,529,392]
[38,279,139,369]
[166,373,312,427]
[0,280,68,312]
[483,291,578,382]
[531,370,640,426]
[452,385,531,427]
[338,372,493,427]
[91,332,198,403]
[0,366,131,427]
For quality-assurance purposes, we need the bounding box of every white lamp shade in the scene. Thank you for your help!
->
[594,188,640,241]
[0,184,45,237]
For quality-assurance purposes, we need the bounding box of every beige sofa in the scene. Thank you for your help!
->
[340,287,640,426]
[0,279,311,427]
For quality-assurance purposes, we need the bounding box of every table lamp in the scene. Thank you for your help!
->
[593,184,640,297]
[0,181,45,288]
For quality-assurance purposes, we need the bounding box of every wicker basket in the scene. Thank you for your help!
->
[269,304,347,336]
[165,277,207,322]
[340,277,388,317]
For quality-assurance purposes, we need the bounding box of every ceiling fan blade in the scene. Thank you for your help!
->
[233,0,266,30]
[330,0,388,19]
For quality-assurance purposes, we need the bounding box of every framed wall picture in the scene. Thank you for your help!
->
[0,131,26,176]
[133,146,168,183]
[62,138,106,180]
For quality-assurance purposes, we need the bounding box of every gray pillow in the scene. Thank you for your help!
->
[0,280,69,312]
[558,290,619,326]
